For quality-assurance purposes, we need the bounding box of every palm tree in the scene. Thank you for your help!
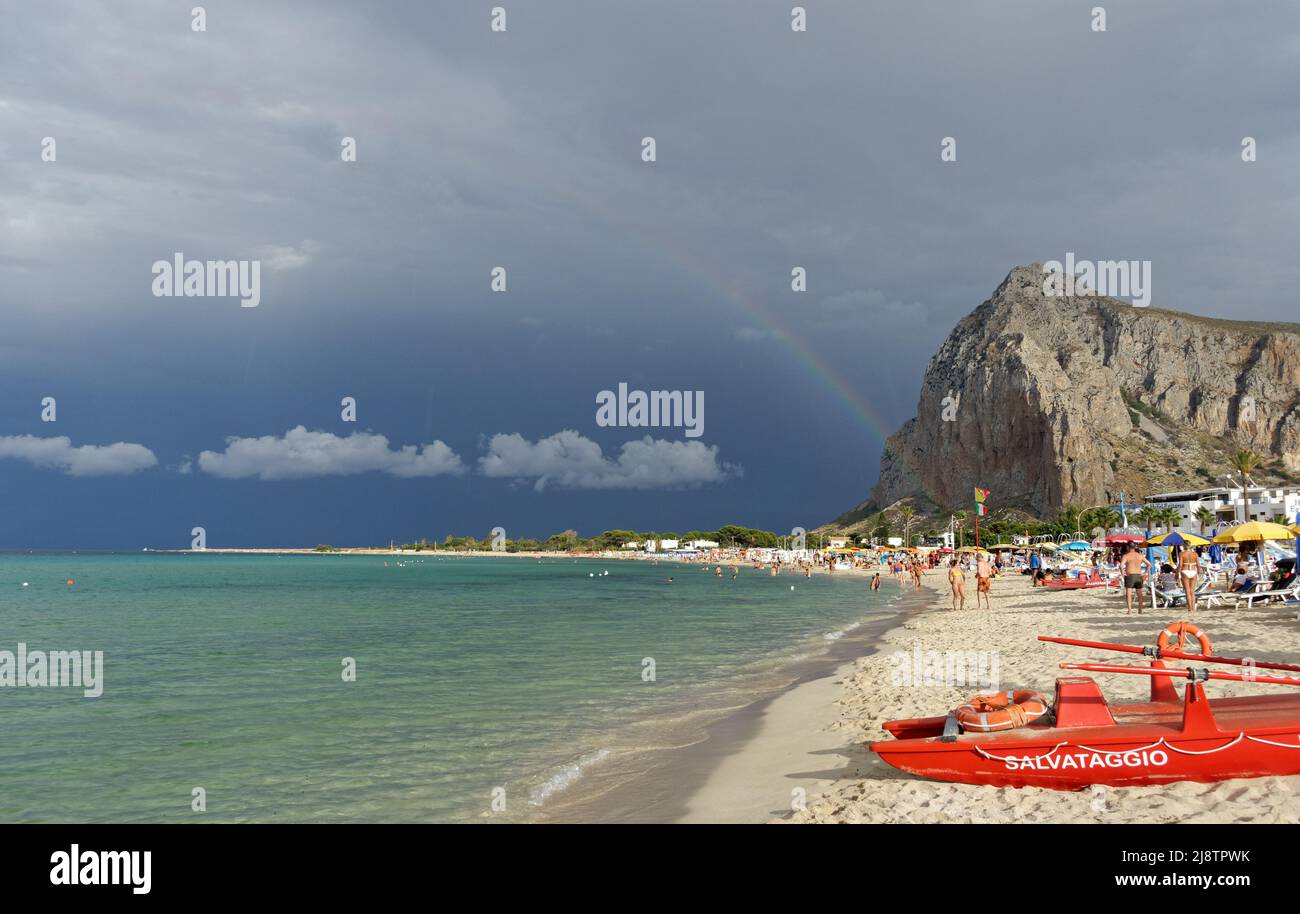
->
[1082,507,1120,536]
[1193,506,1216,535]
[1133,506,1155,530]
[1159,506,1182,531]
[1232,449,1262,477]
[895,505,917,549]
[1226,450,1262,523]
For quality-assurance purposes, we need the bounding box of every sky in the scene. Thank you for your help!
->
[1,1,1298,549]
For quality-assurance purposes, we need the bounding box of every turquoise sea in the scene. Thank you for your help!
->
[0,554,903,822]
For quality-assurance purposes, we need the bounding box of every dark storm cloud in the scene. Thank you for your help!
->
[1,0,1296,545]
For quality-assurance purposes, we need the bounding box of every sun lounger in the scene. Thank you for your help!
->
[1238,580,1300,609]
[1154,579,1213,608]
[1203,580,1299,609]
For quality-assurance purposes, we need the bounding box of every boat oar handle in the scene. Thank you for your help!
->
[1041,634,1300,673]
[1061,661,1300,687]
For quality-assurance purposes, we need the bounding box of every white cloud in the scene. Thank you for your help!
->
[478,430,740,492]
[0,435,157,476]
[198,426,465,480]
[255,240,321,272]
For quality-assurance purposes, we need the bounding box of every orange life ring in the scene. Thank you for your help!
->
[1157,621,1212,656]
[953,690,1050,733]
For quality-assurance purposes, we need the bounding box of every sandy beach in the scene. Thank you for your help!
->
[759,570,1300,824]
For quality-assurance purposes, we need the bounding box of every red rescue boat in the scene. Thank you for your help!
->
[869,622,1300,789]
[1040,569,1116,590]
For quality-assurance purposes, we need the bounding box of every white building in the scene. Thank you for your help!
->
[621,541,641,550]
[687,539,719,550]
[657,539,679,551]
[827,537,848,549]
[1144,486,1300,529]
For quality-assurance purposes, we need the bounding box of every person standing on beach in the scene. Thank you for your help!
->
[1120,545,1150,615]
[975,553,993,610]
[948,559,966,610]
[1177,543,1201,611]
[1029,549,1042,585]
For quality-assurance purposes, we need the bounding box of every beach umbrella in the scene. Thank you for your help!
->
[1060,540,1091,551]
[987,543,1017,551]
[1212,521,1295,544]
[1145,531,1212,548]
[1214,521,1295,577]
[1105,533,1144,544]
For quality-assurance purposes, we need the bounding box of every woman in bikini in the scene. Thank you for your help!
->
[948,558,966,610]
[1177,544,1201,611]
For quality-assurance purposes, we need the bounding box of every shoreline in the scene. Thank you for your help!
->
[530,580,935,823]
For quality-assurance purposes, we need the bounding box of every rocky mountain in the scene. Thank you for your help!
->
[832,264,1300,527]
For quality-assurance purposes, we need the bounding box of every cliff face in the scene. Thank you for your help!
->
[862,264,1300,518]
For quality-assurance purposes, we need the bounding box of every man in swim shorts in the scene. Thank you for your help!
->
[975,553,993,610]
[1119,545,1150,615]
